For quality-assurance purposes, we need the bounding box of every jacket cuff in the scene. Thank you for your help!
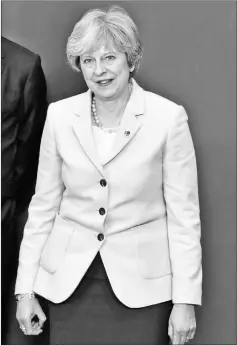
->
[15,263,38,295]
[172,277,202,306]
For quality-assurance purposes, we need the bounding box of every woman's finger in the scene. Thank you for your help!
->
[172,332,181,344]
[23,318,33,335]
[180,332,187,344]
[188,327,196,341]
[30,320,43,335]
[35,304,47,328]
[31,328,43,335]
[19,322,27,335]
[32,322,39,329]
[168,322,173,341]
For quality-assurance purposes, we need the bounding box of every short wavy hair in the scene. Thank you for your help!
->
[66,5,143,77]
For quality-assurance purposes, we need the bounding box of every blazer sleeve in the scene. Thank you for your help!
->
[163,105,202,305]
[15,55,48,213]
[15,103,65,294]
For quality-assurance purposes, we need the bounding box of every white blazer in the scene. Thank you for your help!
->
[15,79,202,307]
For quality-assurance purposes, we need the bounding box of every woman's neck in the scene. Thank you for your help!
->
[93,84,131,128]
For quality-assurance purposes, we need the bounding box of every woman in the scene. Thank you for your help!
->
[15,5,202,345]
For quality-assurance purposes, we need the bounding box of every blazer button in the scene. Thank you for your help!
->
[99,208,106,215]
[97,233,104,241]
[100,179,107,187]
[124,131,130,136]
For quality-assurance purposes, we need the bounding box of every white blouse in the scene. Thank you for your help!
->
[92,125,117,165]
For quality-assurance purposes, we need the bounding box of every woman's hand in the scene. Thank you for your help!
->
[168,304,196,344]
[16,297,46,336]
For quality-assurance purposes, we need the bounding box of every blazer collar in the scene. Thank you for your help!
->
[71,78,145,176]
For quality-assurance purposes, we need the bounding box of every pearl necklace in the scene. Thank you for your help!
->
[91,96,119,134]
[91,83,132,134]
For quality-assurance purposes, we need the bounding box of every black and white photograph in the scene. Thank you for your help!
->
[1,1,236,345]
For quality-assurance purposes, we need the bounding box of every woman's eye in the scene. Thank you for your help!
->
[83,58,92,64]
[105,55,116,61]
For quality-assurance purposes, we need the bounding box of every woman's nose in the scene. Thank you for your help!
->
[94,60,106,75]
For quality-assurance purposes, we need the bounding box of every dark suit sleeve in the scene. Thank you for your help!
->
[15,55,48,213]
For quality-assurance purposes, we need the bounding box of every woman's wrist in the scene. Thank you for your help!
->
[15,292,35,302]
[173,303,195,311]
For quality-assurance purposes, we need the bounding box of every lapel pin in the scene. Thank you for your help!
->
[124,131,131,137]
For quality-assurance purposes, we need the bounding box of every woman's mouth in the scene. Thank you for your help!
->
[96,79,113,86]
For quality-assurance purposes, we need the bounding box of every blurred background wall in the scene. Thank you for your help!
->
[2,1,236,344]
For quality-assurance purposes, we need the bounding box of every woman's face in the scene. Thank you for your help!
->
[80,44,131,101]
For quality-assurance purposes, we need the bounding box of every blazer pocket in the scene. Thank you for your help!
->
[40,213,74,273]
[137,217,172,279]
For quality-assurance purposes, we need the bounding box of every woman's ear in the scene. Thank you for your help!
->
[130,66,135,72]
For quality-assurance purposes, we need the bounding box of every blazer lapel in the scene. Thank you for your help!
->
[72,90,104,177]
[103,79,145,166]
[71,79,145,172]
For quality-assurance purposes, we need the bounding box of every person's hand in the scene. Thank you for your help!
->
[168,303,196,344]
[16,296,46,335]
